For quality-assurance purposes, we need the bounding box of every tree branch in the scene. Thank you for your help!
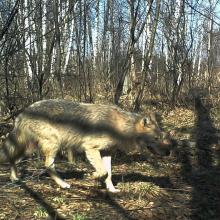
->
[0,0,20,41]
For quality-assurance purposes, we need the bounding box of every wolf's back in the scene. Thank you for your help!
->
[16,99,111,123]
[15,99,132,133]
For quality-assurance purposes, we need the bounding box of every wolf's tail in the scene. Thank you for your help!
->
[0,130,25,163]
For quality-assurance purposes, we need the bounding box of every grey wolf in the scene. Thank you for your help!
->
[0,99,173,192]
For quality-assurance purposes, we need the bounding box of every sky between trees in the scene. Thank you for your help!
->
[0,0,220,111]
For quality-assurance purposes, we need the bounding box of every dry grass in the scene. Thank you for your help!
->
[0,105,220,220]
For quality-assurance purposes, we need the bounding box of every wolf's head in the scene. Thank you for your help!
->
[135,113,174,156]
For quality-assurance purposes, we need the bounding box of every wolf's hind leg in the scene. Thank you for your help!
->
[85,149,107,180]
[44,154,70,189]
[67,148,76,164]
[102,156,120,193]
[10,163,19,182]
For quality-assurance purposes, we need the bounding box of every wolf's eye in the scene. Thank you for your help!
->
[143,117,151,126]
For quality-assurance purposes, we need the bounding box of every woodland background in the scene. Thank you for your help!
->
[1,1,220,220]
[1,0,220,113]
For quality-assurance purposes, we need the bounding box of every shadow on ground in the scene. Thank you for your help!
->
[179,97,220,219]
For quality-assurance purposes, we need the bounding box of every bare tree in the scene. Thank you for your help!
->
[114,0,147,104]
[1,0,220,112]
[133,0,160,111]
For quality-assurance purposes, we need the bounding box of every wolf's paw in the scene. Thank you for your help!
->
[107,187,120,193]
[10,176,19,182]
[106,181,120,193]
[59,181,71,189]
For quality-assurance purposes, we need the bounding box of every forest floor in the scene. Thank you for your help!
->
[0,99,220,220]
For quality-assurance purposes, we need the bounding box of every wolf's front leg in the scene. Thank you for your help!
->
[67,148,76,164]
[45,155,70,189]
[85,149,108,180]
[102,156,120,193]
